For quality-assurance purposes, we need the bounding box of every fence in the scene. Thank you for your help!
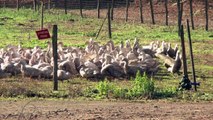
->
[0,0,212,30]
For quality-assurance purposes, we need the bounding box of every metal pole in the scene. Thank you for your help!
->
[165,0,168,25]
[179,25,192,90]
[205,0,209,31]
[64,0,67,14]
[125,0,129,22]
[139,0,144,23]
[41,1,44,29]
[52,25,58,91]
[108,4,112,39]
[80,0,83,18]
[97,0,100,18]
[189,0,194,30]
[150,0,155,24]
[187,19,197,91]
[111,0,114,20]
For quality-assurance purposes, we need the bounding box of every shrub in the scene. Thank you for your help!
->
[128,72,155,99]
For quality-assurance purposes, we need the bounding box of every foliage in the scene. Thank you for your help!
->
[127,72,155,99]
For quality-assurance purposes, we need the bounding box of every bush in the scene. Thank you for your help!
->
[128,72,155,99]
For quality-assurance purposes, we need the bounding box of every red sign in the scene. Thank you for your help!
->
[36,29,51,40]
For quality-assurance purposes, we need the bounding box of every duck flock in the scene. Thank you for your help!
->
[0,38,182,80]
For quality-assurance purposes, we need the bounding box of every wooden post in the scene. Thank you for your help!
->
[80,0,83,18]
[41,1,44,29]
[205,0,209,31]
[64,0,67,14]
[187,19,197,91]
[165,0,168,25]
[52,25,58,91]
[33,0,37,11]
[108,5,112,39]
[125,0,129,22]
[150,0,155,24]
[97,0,100,18]
[189,0,194,30]
[139,0,144,23]
[17,0,20,11]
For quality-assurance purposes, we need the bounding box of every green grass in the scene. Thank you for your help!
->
[0,8,212,48]
[0,8,213,101]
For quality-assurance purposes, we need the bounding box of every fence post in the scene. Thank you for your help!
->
[80,0,83,18]
[97,0,100,18]
[108,4,112,39]
[187,19,197,91]
[189,0,194,30]
[205,0,209,31]
[139,0,144,23]
[52,25,58,91]
[17,0,20,11]
[125,0,129,22]
[33,0,37,11]
[150,0,155,24]
[41,1,44,29]
[64,0,67,14]
[165,0,168,25]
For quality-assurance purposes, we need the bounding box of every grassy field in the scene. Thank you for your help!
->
[0,8,213,101]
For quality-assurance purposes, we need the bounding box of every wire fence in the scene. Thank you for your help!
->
[0,0,212,30]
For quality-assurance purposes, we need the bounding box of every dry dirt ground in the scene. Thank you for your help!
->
[0,100,213,120]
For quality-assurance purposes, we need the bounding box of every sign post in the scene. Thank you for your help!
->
[41,1,44,29]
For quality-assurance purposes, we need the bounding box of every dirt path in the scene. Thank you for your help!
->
[0,100,213,120]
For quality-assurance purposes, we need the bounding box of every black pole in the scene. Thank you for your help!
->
[189,0,194,30]
[180,25,188,76]
[97,0,100,18]
[205,0,209,31]
[177,0,181,36]
[165,0,168,26]
[41,1,44,29]
[150,0,155,24]
[125,0,129,22]
[80,0,83,18]
[64,0,67,14]
[179,25,192,90]
[108,4,112,39]
[187,19,197,91]
[139,0,144,23]
[52,25,58,91]
[111,0,114,20]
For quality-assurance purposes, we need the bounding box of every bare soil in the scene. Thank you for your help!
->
[0,100,213,120]
[78,1,213,28]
